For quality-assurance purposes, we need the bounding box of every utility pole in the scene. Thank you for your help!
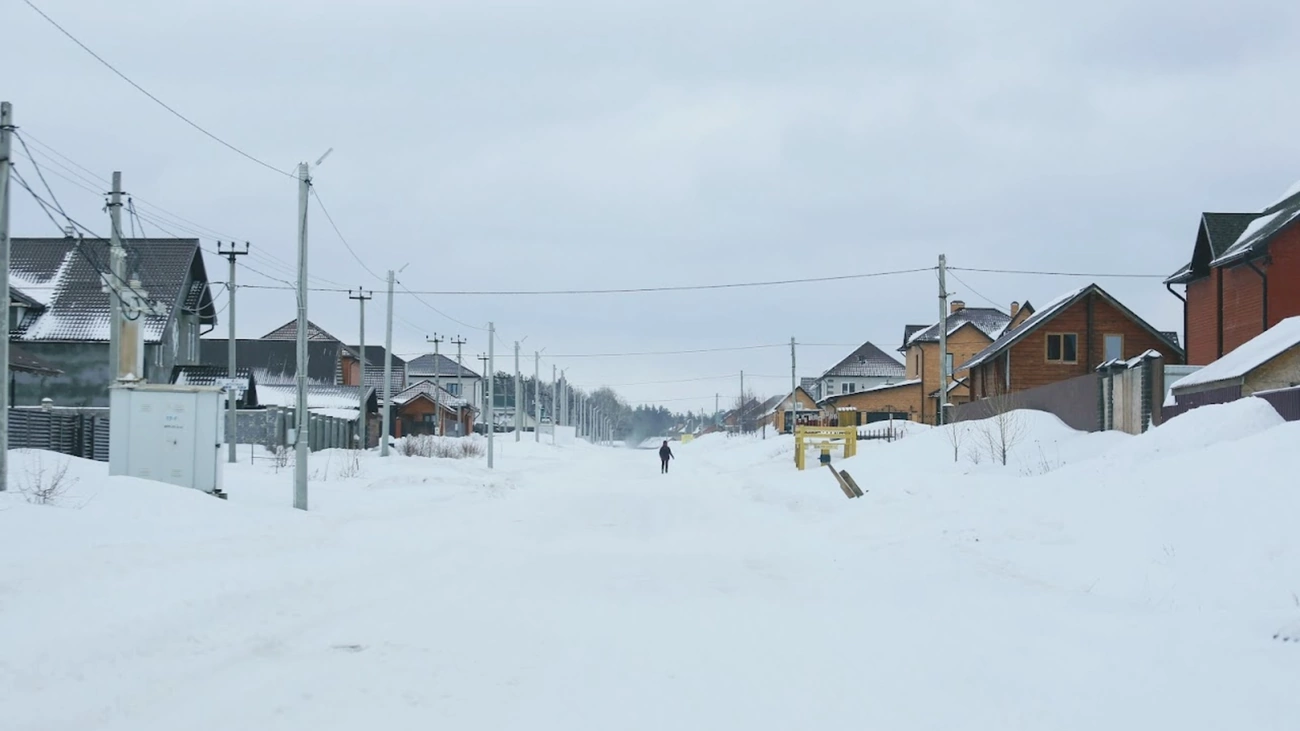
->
[715,393,720,427]
[350,287,372,448]
[219,241,250,463]
[551,364,558,445]
[427,334,444,435]
[107,171,125,382]
[293,161,310,511]
[790,336,797,435]
[487,322,495,468]
[740,370,745,433]
[513,341,521,441]
[534,351,541,443]
[381,268,396,456]
[476,353,490,430]
[452,336,467,435]
[0,102,12,492]
[938,253,949,427]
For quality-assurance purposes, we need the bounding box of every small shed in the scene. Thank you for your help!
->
[1169,315,1300,403]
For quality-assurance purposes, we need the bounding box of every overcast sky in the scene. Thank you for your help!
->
[7,0,1300,410]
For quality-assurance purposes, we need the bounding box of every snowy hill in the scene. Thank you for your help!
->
[2,401,1298,729]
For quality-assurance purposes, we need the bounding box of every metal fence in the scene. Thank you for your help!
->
[8,406,363,464]
[952,372,1101,432]
[8,407,111,461]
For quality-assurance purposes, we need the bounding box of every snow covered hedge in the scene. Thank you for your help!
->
[393,435,486,459]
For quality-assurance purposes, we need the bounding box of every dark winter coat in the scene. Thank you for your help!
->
[659,444,674,460]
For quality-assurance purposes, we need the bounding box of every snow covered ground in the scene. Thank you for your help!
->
[2,402,1298,730]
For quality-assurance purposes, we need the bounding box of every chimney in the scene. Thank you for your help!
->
[1010,301,1020,317]
[950,300,965,314]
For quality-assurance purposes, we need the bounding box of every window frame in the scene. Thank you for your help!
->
[1046,332,1079,364]
[1104,333,1124,362]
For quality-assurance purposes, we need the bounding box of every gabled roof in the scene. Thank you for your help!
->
[9,238,215,342]
[821,342,905,379]
[961,284,1182,371]
[1170,315,1300,392]
[200,338,343,384]
[1166,213,1266,284]
[391,378,471,410]
[765,387,821,416]
[904,307,1011,349]
[263,319,346,344]
[171,365,259,407]
[899,325,927,352]
[406,352,480,379]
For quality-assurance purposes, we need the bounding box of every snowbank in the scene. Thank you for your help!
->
[3,403,1298,730]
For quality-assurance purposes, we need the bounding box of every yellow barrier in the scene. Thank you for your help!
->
[794,425,857,470]
[680,434,694,444]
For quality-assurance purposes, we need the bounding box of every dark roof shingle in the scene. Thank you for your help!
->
[822,342,905,379]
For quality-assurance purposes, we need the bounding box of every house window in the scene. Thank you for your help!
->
[944,352,954,377]
[446,383,461,396]
[1104,334,1123,362]
[842,382,855,394]
[1046,333,1078,363]
[421,413,437,423]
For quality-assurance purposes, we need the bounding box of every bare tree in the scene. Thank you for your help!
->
[978,386,1026,466]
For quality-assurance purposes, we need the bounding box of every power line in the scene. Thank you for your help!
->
[382,266,937,296]
[949,266,1167,280]
[396,280,489,332]
[601,373,788,387]
[946,269,1004,310]
[551,344,789,359]
[21,0,293,179]
[310,187,383,282]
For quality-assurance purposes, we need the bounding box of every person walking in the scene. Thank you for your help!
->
[659,440,674,474]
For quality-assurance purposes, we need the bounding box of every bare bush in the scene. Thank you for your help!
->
[1019,440,1062,477]
[966,445,983,465]
[337,450,363,479]
[19,452,78,506]
[978,388,1026,466]
[394,435,485,460]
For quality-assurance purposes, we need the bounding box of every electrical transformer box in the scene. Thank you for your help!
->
[109,383,225,493]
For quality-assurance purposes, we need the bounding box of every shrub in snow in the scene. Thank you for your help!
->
[17,450,78,506]
[337,450,363,479]
[394,435,485,459]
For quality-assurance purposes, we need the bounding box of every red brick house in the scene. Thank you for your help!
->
[963,284,1184,399]
[1165,184,1300,365]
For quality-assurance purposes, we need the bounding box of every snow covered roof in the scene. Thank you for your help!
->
[257,384,374,410]
[1170,316,1300,392]
[390,379,470,410]
[406,353,481,379]
[9,238,215,342]
[904,307,1011,349]
[1208,182,1300,268]
[262,319,347,344]
[961,284,1181,371]
[819,378,921,405]
[820,342,905,379]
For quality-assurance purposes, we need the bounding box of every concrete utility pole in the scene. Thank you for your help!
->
[534,351,541,443]
[219,241,249,463]
[551,364,558,445]
[938,253,949,427]
[790,336,797,434]
[427,334,444,435]
[514,341,522,442]
[350,287,372,448]
[740,370,745,433]
[293,161,311,511]
[487,322,495,468]
[107,171,126,382]
[451,336,466,435]
[0,102,12,492]
[476,353,490,425]
[381,268,397,456]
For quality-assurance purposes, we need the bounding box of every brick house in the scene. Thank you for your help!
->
[820,379,924,423]
[963,284,1184,399]
[1165,184,1300,365]
[390,379,475,437]
[899,300,1017,423]
[809,341,905,401]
